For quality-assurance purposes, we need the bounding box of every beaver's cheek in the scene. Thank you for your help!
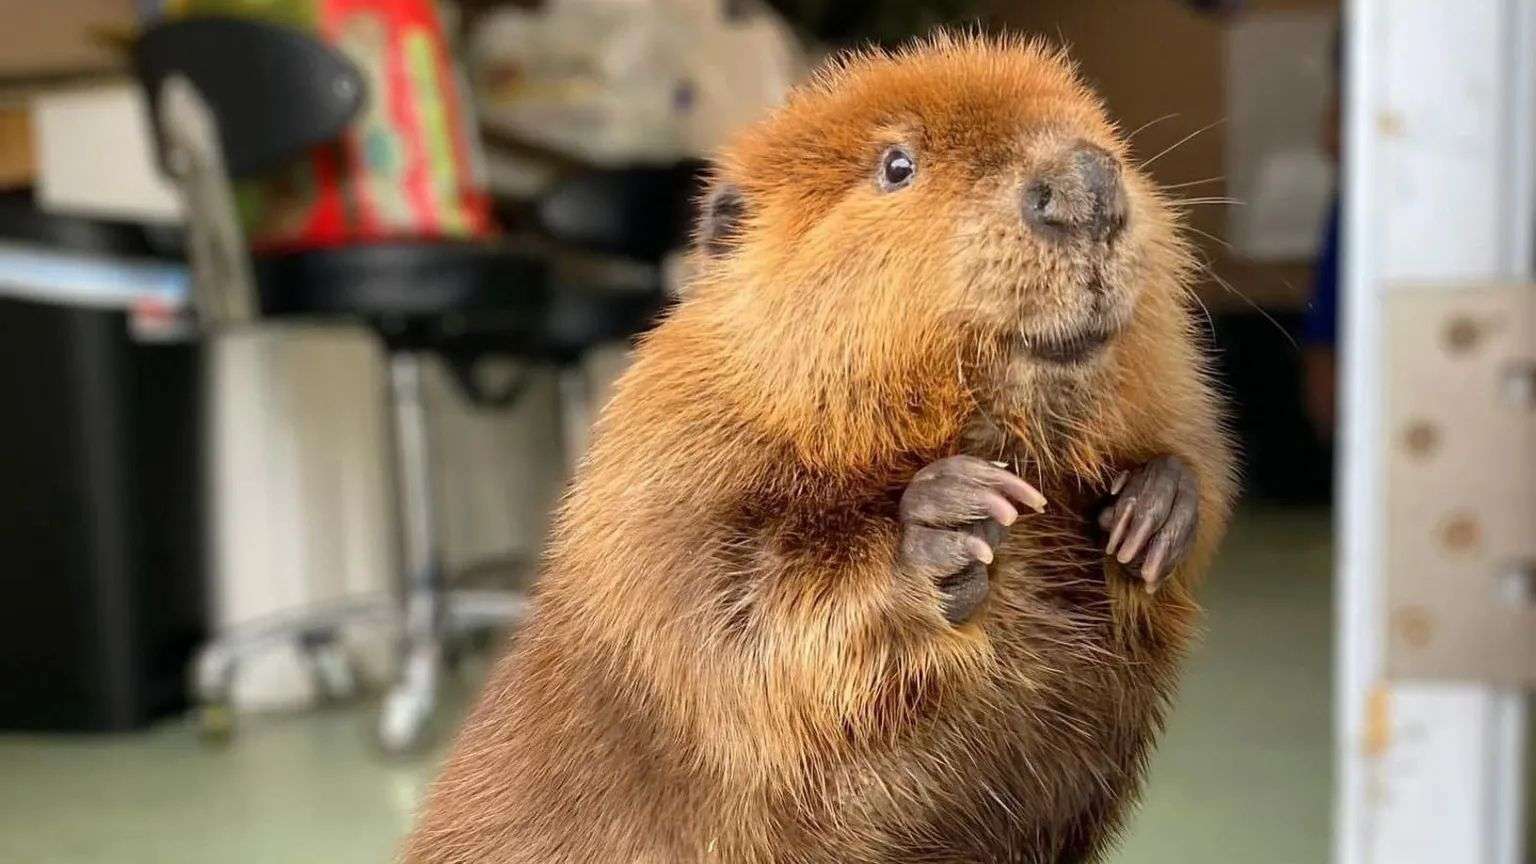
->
[1095,253,1146,327]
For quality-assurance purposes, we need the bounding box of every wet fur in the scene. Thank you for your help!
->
[405,32,1235,864]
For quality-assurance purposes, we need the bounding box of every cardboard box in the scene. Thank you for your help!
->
[34,83,180,222]
[0,0,137,82]
[0,107,35,188]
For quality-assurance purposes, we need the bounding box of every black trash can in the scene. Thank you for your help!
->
[0,203,205,732]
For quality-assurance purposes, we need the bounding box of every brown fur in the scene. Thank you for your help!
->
[404,32,1235,864]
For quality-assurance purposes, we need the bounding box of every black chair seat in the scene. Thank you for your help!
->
[254,241,666,361]
[255,241,547,348]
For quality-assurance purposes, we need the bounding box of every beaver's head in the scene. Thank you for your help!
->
[682,33,1192,468]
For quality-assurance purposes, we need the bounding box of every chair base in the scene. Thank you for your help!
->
[190,342,602,752]
[189,588,528,749]
[191,596,394,742]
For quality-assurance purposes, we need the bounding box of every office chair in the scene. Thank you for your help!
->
[135,15,665,752]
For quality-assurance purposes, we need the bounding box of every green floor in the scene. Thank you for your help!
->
[0,507,1334,864]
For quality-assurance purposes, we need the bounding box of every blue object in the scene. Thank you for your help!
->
[0,242,189,311]
[1301,195,1340,346]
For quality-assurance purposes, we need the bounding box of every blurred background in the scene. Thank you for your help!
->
[0,0,1528,862]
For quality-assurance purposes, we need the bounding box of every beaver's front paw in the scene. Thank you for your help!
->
[1099,455,1199,593]
[899,455,1047,625]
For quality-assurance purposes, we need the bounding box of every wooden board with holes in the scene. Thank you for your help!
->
[1384,284,1536,685]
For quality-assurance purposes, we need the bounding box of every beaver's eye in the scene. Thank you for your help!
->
[877,146,917,192]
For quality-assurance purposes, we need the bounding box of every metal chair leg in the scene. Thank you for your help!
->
[379,352,445,754]
[376,354,543,753]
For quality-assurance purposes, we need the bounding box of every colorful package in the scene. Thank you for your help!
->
[167,0,495,250]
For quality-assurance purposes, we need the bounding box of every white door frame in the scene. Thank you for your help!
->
[1338,2,1533,863]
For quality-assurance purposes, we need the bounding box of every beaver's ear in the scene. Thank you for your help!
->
[697,182,747,257]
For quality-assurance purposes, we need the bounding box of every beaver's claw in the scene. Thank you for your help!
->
[1099,455,1199,593]
[898,455,1046,624]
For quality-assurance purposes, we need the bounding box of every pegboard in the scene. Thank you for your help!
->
[1384,284,1536,686]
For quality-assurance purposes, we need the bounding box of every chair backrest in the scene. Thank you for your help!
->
[134,16,366,179]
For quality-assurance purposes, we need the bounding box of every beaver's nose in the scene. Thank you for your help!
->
[1022,142,1127,243]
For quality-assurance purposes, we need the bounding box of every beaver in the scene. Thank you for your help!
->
[404,32,1235,864]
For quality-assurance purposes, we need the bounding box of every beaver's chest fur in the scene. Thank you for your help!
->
[767,474,1195,864]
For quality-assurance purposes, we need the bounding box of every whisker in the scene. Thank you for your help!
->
[1168,196,1245,208]
[1183,228,1310,350]
[1183,225,1236,252]
[1187,281,1218,344]
[1198,260,1299,350]
[1125,112,1179,145]
[1160,175,1225,191]
[1139,118,1227,171]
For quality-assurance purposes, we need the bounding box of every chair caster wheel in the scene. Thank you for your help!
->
[377,686,432,755]
[308,640,360,705]
[377,643,440,755]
